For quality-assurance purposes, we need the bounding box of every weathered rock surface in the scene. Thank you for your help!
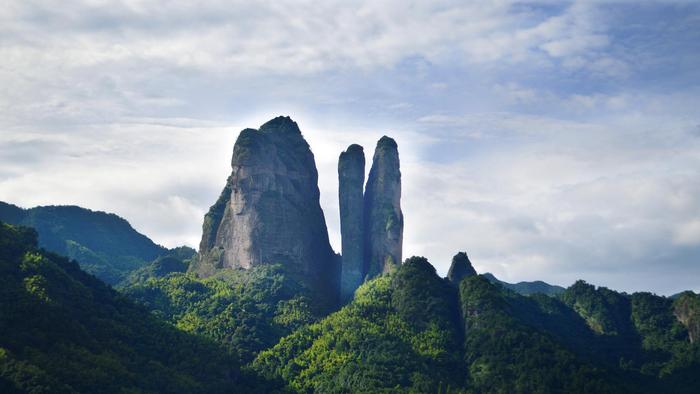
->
[674,292,700,344]
[338,144,365,302]
[447,251,477,285]
[191,116,338,296]
[363,136,403,278]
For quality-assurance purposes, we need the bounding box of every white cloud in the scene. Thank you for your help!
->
[674,221,700,246]
[0,120,237,246]
[0,0,699,295]
[400,111,700,294]
[0,1,632,125]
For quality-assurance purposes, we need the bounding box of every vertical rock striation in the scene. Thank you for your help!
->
[193,119,404,302]
[191,116,338,297]
[447,251,477,285]
[338,144,365,302]
[363,136,403,278]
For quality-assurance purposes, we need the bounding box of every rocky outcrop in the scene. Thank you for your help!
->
[363,136,403,278]
[191,116,338,296]
[447,252,477,285]
[674,292,700,344]
[193,121,404,302]
[338,144,365,302]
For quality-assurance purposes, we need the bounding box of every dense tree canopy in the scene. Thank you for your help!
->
[2,218,699,393]
[0,222,266,393]
[122,263,327,364]
[0,202,169,284]
[252,259,700,393]
[254,256,465,393]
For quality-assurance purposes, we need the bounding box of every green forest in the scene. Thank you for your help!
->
[0,202,169,285]
[2,219,699,393]
[0,222,284,393]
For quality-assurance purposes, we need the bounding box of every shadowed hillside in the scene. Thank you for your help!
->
[0,202,169,284]
[0,222,270,393]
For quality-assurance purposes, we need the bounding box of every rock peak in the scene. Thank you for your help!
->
[192,117,337,300]
[364,136,403,278]
[447,251,477,285]
[343,144,364,154]
[338,144,365,302]
[259,116,301,134]
[376,135,398,149]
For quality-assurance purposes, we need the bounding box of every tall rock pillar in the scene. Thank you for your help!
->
[338,144,365,302]
[190,116,338,299]
[364,136,403,278]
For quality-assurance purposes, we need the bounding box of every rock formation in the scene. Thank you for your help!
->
[193,119,404,302]
[338,144,365,302]
[191,116,338,296]
[363,136,403,278]
[674,292,700,344]
[447,251,477,285]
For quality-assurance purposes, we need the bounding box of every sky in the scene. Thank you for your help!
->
[1,1,699,295]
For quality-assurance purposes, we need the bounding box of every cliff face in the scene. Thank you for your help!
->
[191,116,337,294]
[674,292,700,344]
[194,121,403,302]
[338,144,365,302]
[363,136,403,278]
[447,252,477,285]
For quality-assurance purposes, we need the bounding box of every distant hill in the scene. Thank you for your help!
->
[483,272,566,296]
[0,201,168,284]
[0,222,268,393]
[116,253,191,288]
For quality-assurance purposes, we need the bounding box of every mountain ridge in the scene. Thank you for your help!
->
[0,201,169,284]
[482,272,566,296]
[191,116,339,302]
[0,221,270,393]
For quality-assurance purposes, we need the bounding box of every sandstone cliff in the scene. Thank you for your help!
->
[363,136,403,278]
[338,144,365,302]
[674,292,700,344]
[191,116,338,296]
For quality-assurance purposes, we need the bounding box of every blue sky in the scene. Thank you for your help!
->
[1,1,699,294]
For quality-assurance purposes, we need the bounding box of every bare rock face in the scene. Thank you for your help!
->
[674,292,700,344]
[447,252,477,285]
[338,144,365,302]
[191,116,338,295]
[363,136,403,278]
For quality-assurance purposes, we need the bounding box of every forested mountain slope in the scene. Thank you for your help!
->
[0,222,266,393]
[251,257,700,393]
[0,202,168,284]
[121,264,332,365]
[2,217,699,393]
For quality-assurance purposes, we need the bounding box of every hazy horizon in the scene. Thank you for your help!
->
[1,1,699,295]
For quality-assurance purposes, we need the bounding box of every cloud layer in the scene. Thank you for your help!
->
[1,1,699,294]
